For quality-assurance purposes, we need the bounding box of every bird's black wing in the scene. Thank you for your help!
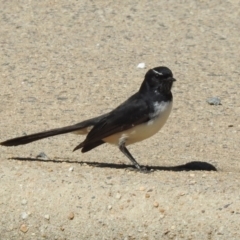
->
[75,93,150,151]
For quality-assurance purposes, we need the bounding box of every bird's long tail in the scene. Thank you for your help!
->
[0,115,106,147]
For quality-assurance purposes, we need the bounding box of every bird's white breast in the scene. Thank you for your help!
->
[104,101,173,145]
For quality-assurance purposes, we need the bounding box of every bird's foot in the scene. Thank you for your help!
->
[139,166,154,173]
[127,165,153,173]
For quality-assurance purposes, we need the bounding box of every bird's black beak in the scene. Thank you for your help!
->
[168,77,176,82]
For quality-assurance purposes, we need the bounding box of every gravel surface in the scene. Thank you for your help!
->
[0,0,240,239]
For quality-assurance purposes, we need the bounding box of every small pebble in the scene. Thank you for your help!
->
[207,97,221,105]
[21,199,28,205]
[36,152,48,160]
[116,193,122,199]
[137,63,146,69]
[44,214,50,220]
[139,186,146,191]
[68,212,74,220]
[147,188,153,192]
[20,224,28,233]
[217,226,224,235]
[145,193,150,198]
[159,208,165,213]
[189,180,196,185]
[68,167,74,172]
[189,173,195,178]
[21,212,28,220]
[153,201,159,208]
[108,205,112,210]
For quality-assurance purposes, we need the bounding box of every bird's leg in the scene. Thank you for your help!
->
[119,142,141,170]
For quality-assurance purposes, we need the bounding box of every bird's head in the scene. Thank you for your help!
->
[140,66,176,93]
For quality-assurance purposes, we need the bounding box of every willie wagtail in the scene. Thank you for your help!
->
[1,66,176,170]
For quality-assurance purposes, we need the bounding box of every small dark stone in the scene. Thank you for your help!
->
[207,97,221,105]
[36,152,48,160]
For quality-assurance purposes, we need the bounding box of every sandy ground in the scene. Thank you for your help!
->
[0,0,240,239]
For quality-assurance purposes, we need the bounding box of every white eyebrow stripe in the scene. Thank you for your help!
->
[152,69,163,75]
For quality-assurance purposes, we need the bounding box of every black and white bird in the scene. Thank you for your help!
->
[1,66,176,170]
